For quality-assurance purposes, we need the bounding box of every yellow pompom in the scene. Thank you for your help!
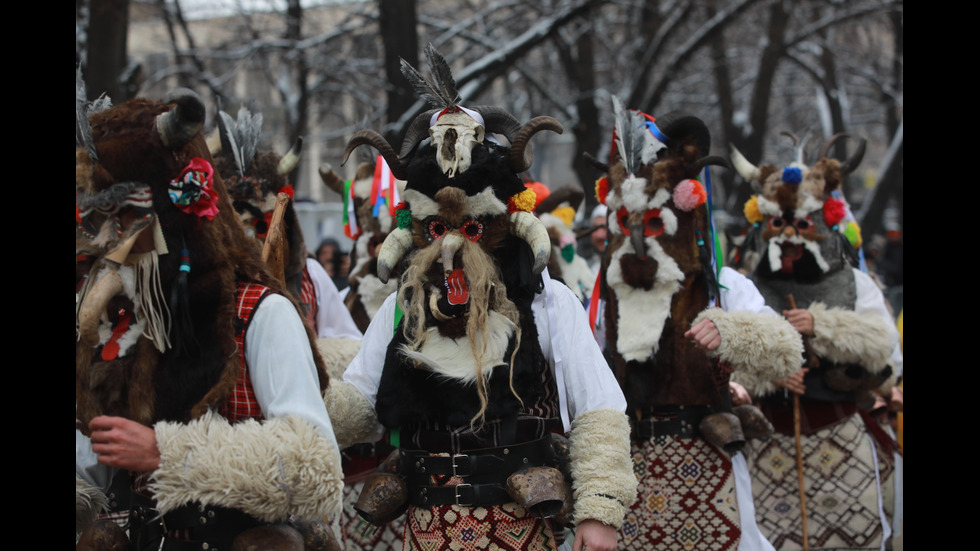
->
[552,206,576,227]
[510,189,537,213]
[744,196,763,224]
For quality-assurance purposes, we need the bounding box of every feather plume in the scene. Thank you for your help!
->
[401,43,459,109]
[76,67,99,161]
[217,107,263,177]
[611,96,646,176]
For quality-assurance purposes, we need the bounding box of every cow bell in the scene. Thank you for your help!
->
[733,404,774,441]
[699,412,746,453]
[505,466,568,519]
[354,472,408,526]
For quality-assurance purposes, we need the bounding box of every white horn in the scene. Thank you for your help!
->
[376,227,414,283]
[510,211,551,275]
[730,145,761,183]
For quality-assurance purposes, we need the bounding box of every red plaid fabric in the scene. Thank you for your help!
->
[219,282,276,423]
[300,265,317,329]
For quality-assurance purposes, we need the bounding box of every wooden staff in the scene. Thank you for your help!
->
[786,293,811,551]
[261,192,291,282]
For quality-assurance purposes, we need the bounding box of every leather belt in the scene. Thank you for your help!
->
[403,435,555,507]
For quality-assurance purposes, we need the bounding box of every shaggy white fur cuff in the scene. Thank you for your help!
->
[568,409,637,529]
[316,337,362,381]
[76,474,108,535]
[809,302,894,373]
[695,308,803,398]
[323,380,380,449]
[151,412,343,523]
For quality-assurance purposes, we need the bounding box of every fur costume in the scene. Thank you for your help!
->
[731,135,902,550]
[321,161,402,332]
[534,185,595,303]
[593,100,800,551]
[212,107,362,343]
[75,81,341,548]
[328,45,634,551]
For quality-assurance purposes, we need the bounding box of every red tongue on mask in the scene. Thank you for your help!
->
[446,268,469,305]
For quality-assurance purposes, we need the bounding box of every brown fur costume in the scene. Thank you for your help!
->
[76,95,327,434]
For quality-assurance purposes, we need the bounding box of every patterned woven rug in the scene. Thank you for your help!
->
[403,501,558,551]
[746,412,884,550]
[620,435,741,551]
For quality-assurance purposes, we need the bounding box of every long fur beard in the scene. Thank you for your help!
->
[397,236,523,427]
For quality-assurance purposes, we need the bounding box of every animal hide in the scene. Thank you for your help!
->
[151,411,343,522]
[568,408,637,528]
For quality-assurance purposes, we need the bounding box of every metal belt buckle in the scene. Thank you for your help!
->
[454,483,473,507]
[451,454,471,477]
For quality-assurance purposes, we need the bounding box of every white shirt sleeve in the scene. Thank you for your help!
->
[246,293,339,451]
[341,292,398,409]
[853,268,903,376]
[534,276,626,430]
[307,258,363,340]
[718,266,775,315]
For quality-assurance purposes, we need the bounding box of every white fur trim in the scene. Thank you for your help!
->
[569,409,636,529]
[76,474,108,535]
[756,196,781,217]
[766,234,830,274]
[648,187,671,210]
[398,310,515,384]
[324,381,381,449]
[355,274,398,320]
[620,175,649,213]
[809,302,894,373]
[797,194,823,218]
[463,186,508,216]
[695,308,802,398]
[151,412,343,523]
[315,337,362,382]
[660,206,678,236]
[404,189,439,218]
[607,238,684,362]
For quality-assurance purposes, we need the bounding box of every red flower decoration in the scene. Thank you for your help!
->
[279,184,295,199]
[595,176,609,205]
[823,197,846,227]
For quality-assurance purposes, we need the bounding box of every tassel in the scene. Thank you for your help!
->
[168,245,197,355]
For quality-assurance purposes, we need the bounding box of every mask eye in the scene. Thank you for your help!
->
[427,218,448,241]
[768,217,786,230]
[795,217,813,231]
[460,219,484,242]
[617,206,631,236]
[643,209,663,236]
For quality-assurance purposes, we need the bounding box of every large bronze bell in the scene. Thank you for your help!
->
[506,466,568,518]
[733,404,774,441]
[699,412,746,453]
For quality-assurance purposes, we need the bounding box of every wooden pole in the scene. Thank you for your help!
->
[786,293,811,551]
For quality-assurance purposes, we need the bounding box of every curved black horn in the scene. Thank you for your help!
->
[690,155,731,176]
[653,113,711,156]
[344,130,406,180]
[156,88,206,150]
[399,109,439,159]
[475,106,522,142]
[510,116,563,173]
[839,137,866,175]
[582,152,609,173]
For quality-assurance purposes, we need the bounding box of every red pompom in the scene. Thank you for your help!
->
[823,198,846,226]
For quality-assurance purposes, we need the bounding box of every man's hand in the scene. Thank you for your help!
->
[729,381,752,406]
[783,308,814,336]
[573,519,618,551]
[89,416,160,472]
[775,368,809,395]
[685,319,721,351]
